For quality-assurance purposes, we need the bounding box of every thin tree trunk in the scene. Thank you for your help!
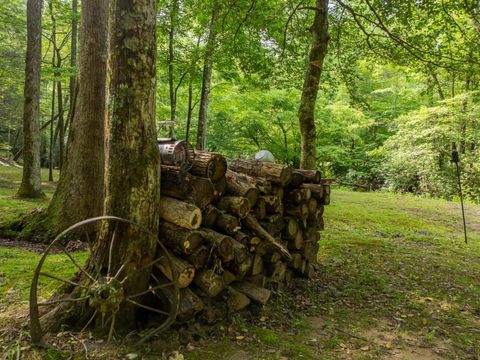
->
[48,80,55,181]
[298,0,329,170]
[18,0,44,198]
[48,1,58,181]
[460,76,471,154]
[196,3,219,150]
[57,80,64,170]
[46,0,108,234]
[431,73,445,100]
[185,36,201,142]
[102,0,160,327]
[168,0,179,123]
[186,75,193,142]
[66,0,78,134]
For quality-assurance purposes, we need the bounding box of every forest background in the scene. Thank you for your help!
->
[1,0,479,202]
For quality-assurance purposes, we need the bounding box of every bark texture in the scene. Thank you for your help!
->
[18,0,44,199]
[102,0,160,327]
[46,0,108,234]
[298,0,329,169]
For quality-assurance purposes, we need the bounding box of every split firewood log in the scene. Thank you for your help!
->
[250,254,264,276]
[199,228,234,263]
[230,159,292,186]
[232,281,271,305]
[190,176,216,209]
[303,240,319,263]
[228,254,253,280]
[293,169,321,184]
[302,261,316,278]
[244,215,291,260]
[187,245,210,270]
[231,239,249,264]
[222,270,237,285]
[288,228,303,250]
[289,253,303,272]
[320,184,330,205]
[254,196,267,219]
[214,212,240,235]
[194,269,225,297]
[202,204,221,228]
[262,195,282,214]
[289,171,305,187]
[225,286,251,311]
[159,221,203,255]
[160,286,204,323]
[159,196,202,229]
[282,217,298,240]
[271,186,284,200]
[225,170,260,207]
[155,250,196,288]
[160,165,192,199]
[189,151,227,182]
[307,197,317,215]
[268,261,287,283]
[285,203,309,220]
[301,183,324,200]
[213,176,227,197]
[234,231,250,246]
[215,196,250,218]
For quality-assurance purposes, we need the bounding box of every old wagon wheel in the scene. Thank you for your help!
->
[30,216,179,345]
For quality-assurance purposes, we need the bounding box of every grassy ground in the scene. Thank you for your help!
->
[0,166,57,227]
[1,165,480,359]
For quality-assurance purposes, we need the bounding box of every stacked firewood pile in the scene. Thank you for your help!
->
[155,146,330,323]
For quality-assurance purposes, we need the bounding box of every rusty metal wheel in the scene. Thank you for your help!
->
[29,216,179,345]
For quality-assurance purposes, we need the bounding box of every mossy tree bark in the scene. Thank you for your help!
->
[18,0,44,199]
[298,0,329,170]
[100,0,160,327]
[37,0,160,334]
[45,0,108,236]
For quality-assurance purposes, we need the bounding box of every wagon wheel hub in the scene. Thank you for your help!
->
[88,277,124,315]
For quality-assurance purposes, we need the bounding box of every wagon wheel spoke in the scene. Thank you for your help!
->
[81,310,98,333]
[113,251,135,281]
[85,232,101,277]
[137,315,177,344]
[38,296,89,307]
[39,272,85,288]
[113,262,127,281]
[120,255,165,284]
[108,313,116,342]
[127,282,176,300]
[107,222,119,278]
[125,298,171,317]
[54,243,96,283]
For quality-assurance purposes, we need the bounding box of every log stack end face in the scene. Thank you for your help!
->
[157,150,330,323]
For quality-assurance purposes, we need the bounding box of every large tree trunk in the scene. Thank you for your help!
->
[196,3,219,150]
[298,0,329,170]
[101,0,160,327]
[45,0,108,234]
[18,0,44,198]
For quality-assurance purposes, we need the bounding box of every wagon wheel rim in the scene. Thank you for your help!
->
[30,216,179,345]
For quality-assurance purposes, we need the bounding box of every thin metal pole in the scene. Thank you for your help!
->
[455,162,468,244]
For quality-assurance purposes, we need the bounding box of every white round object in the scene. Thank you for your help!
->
[255,150,275,162]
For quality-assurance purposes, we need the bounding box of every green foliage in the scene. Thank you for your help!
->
[382,93,480,201]
[1,0,480,201]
